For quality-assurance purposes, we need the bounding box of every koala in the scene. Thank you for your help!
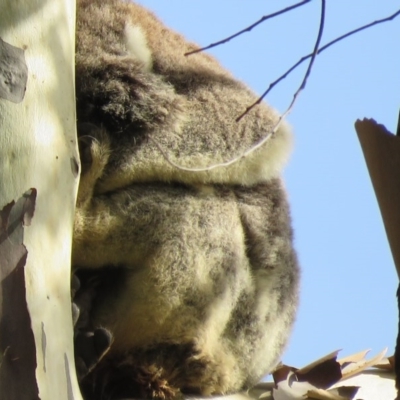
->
[73,0,300,399]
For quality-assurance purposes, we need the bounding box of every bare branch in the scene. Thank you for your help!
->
[237,0,325,122]
[185,0,313,56]
[153,6,399,174]
[151,1,325,173]
[318,8,400,53]
[238,7,400,119]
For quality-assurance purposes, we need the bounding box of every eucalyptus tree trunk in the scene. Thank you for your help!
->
[0,1,82,399]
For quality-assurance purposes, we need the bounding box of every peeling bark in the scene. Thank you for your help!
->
[0,1,80,399]
[0,190,39,400]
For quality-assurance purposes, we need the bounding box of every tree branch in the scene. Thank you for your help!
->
[154,6,400,173]
[185,0,313,56]
[237,0,325,122]
[151,1,326,173]
[239,7,400,119]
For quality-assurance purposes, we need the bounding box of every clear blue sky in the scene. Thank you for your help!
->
[135,0,400,371]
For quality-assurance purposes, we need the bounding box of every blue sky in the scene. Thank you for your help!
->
[135,0,400,371]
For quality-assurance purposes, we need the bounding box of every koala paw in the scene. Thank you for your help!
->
[78,123,111,178]
[76,123,111,206]
[75,328,113,381]
[71,272,113,382]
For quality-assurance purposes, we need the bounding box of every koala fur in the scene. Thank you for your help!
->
[73,0,299,398]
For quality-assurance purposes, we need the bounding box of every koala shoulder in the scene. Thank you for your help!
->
[76,0,293,194]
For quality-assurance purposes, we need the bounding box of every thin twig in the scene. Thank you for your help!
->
[237,0,325,123]
[153,6,399,174]
[185,0,313,56]
[150,1,325,173]
[238,8,400,119]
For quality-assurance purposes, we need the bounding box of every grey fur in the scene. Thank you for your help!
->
[73,0,300,398]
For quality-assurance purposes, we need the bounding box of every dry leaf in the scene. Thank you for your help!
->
[307,388,348,400]
[297,358,342,389]
[297,350,341,375]
[273,370,318,399]
[307,386,359,400]
[373,355,394,371]
[338,349,370,365]
[273,365,296,384]
[340,348,387,381]
[252,348,393,400]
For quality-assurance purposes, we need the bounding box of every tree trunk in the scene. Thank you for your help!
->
[0,1,81,399]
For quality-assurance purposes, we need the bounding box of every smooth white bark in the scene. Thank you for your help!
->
[0,0,81,399]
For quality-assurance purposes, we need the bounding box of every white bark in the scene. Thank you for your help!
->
[0,0,81,399]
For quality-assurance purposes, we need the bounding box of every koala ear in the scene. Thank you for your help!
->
[124,24,152,71]
[75,1,185,137]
